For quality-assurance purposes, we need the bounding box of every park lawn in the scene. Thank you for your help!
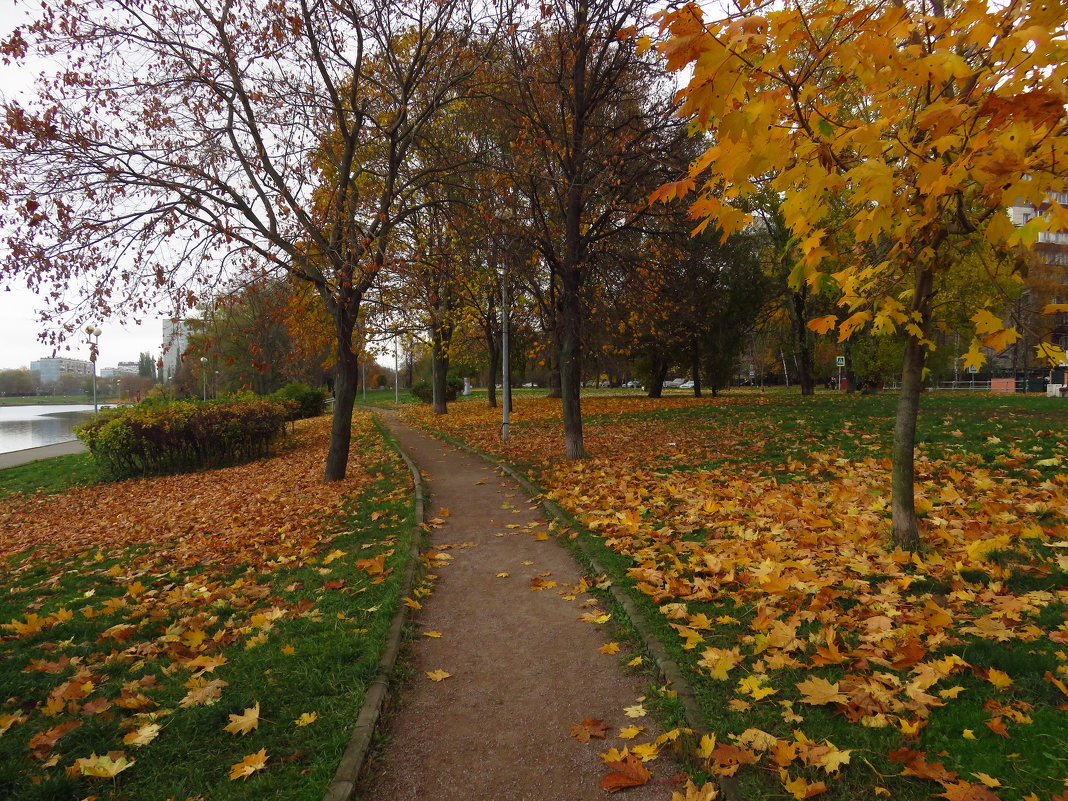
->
[0,453,103,498]
[407,391,1068,801]
[0,413,418,801]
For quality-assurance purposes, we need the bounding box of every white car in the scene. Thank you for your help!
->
[679,380,695,389]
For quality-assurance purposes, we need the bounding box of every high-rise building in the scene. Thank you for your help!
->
[161,319,190,381]
[1009,193,1068,358]
[29,357,93,386]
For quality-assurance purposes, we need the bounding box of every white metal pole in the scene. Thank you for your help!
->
[394,339,399,404]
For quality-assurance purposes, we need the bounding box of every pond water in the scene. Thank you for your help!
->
[0,405,95,455]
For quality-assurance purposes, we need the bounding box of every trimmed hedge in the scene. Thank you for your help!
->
[75,399,295,478]
[271,382,328,420]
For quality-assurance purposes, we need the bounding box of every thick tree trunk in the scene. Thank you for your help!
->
[431,336,449,416]
[791,291,815,396]
[324,334,357,482]
[646,352,668,398]
[890,265,935,549]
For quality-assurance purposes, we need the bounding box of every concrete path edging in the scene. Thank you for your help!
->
[322,415,426,801]
[0,440,88,470]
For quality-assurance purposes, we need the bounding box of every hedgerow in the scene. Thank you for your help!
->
[75,399,294,478]
[271,381,328,419]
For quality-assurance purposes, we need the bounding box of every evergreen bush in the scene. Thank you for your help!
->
[75,399,294,478]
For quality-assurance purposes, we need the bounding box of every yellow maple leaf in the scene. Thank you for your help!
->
[972,772,1002,788]
[971,308,1003,335]
[322,548,346,565]
[579,612,612,624]
[807,315,837,335]
[623,704,647,718]
[180,677,227,707]
[425,669,452,682]
[75,751,135,778]
[600,746,629,764]
[961,340,986,372]
[294,712,318,727]
[939,685,965,699]
[779,768,826,800]
[737,674,777,700]
[422,630,443,638]
[122,723,160,747]
[813,746,852,773]
[669,779,719,801]
[281,644,295,655]
[695,733,717,759]
[224,702,260,736]
[627,656,643,667]
[795,677,847,706]
[962,729,976,740]
[986,669,1014,691]
[631,742,659,762]
[983,326,1021,352]
[228,749,268,781]
[599,642,621,655]
[619,725,644,740]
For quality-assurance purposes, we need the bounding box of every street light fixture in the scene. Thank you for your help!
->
[200,356,208,401]
[85,325,102,413]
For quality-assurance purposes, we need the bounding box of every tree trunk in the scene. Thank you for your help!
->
[324,332,357,482]
[559,269,586,459]
[691,340,702,398]
[432,335,449,416]
[890,265,935,549]
[486,330,499,409]
[546,341,563,398]
[790,284,815,396]
[646,351,668,398]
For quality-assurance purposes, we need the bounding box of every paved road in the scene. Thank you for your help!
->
[0,440,88,470]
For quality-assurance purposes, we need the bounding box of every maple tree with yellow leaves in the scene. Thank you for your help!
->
[651,0,1068,547]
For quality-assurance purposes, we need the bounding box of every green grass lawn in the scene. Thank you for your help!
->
[0,419,419,801]
[0,453,103,498]
[410,389,1068,801]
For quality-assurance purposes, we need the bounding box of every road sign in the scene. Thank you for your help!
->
[836,356,846,367]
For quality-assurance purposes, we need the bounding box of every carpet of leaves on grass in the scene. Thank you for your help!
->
[408,394,1068,800]
[0,413,411,800]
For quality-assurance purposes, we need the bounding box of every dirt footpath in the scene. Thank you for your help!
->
[365,412,684,800]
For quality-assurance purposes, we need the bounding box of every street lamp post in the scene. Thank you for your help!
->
[200,357,208,401]
[501,264,510,442]
[85,326,102,412]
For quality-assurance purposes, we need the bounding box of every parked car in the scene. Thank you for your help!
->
[679,380,695,390]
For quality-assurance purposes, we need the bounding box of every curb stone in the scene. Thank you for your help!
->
[322,414,425,801]
[410,422,745,801]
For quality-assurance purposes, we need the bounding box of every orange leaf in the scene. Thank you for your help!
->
[224,702,261,736]
[601,753,652,792]
[570,717,609,743]
[228,749,269,781]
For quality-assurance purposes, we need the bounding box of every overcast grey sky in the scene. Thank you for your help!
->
[0,0,170,370]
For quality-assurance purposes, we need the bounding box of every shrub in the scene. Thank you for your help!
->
[410,376,464,404]
[272,382,328,420]
[75,399,294,478]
